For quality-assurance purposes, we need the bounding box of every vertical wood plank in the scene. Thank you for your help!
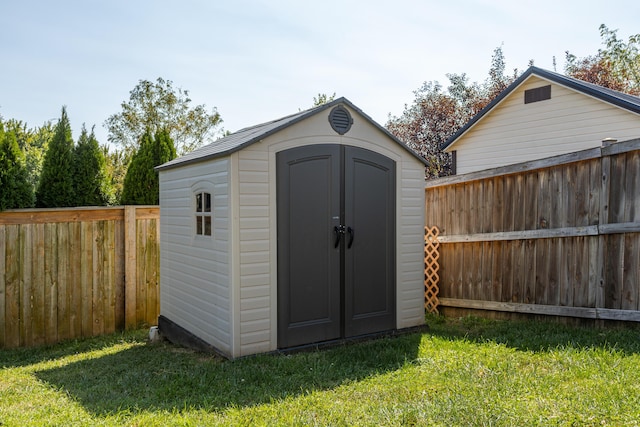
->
[523,171,538,230]
[136,218,148,325]
[523,239,536,304]
[80,221,93,337]
[608,153,625,224]
[5,225,21,348]
[20,225,33,347]
[565,163,577,227]
[481,240,492,302]
[535,238,549,305]
[512,239,524,303]
[588,158,601,226]
[44,223,58,344]
[625,150,640,223]
[149,217,160,324]
[68,222,82,339]
[438,243,453,299]
[482,177,494,233]
[31,223,45,346]
[604,235,624,309]
[114,218,125,331]
[124,206,137,329]
[103,220,116,334]
[596,155,611,309]
[513,174,525,231]
[549,166,563,229]
[502,176,514,302]
[573,236,589,307]
[575,161,589,227]
[0,225,5,348]
[490,241,502,302]
[92,221,105,336]
[621,233,639,310]
[463,242,474,300]
[56,223,70,342]
[547,238,560,306]
[494,177,504,233]
[559,237,574,308]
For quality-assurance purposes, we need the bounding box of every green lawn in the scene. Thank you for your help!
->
[2,315,640,426]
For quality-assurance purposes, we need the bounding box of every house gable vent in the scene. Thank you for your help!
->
[328,105,353,135]
[524,85,551,104]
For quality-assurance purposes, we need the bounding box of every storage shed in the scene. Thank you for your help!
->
[156,97,427,358]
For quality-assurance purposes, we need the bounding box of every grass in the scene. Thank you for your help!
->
[2,315,640,426]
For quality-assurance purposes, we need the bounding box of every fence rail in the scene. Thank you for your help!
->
[425,138,640,321]
[0,206,159,349]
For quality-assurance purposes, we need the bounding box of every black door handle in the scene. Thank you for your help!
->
[334,225,344,248]
[347,226,354,249]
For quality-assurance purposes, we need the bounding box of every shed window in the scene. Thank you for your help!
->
[195,192,212,236]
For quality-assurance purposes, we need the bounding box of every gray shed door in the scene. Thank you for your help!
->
[277,144,396,349]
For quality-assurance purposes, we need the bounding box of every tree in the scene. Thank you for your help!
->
[387,46,518,178]
[103,146,131,205]
[120,129,176,205]
[36,107,76,207]
[3,119,54,192]
[565,24,640,95]
[312,92,336,106]
[73,125,114,206]
[105,78,223,156]
[0,124,35,210]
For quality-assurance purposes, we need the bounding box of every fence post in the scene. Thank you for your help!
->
[124,206,137,329]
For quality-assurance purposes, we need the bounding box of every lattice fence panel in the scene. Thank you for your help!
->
[424,226,440,313]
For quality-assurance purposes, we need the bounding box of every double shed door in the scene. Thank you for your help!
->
[277,144,396,349]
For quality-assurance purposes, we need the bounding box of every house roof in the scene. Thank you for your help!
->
[441,66,640,151]
[157,97,428,171]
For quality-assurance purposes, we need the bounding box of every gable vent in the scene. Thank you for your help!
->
[524,85,551,104]
[328,105,353,135]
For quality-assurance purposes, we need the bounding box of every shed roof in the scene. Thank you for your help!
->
[442,66,640,151]
[157,97,428,171]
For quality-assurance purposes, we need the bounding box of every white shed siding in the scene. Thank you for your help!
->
[234,106,425,356]
[235,147,273,356]
[452,76,640,174]
[396,164,426,328]
[159,158,232,354]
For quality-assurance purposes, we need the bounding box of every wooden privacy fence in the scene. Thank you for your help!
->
[0,206,160,349]
[425,137,640,322]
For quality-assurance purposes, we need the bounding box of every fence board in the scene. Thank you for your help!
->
[523,239,536,304]
[80,220,93,337]
[621,233,639,311]
[103,220,116,335]
[92,221,105,336]
[0,226,5,348]
[20,225,32,346]
[5,225,20,347]
[69,221,82,339]
[57,223,70,342]
[0,206,160,349]
[31,223,45,347]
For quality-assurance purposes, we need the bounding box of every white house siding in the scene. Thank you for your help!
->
[234,106,426,356]
[159,158,232,355]
[451,75,640,174]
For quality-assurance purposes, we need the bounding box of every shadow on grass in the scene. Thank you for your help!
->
[0,330,146,369]
[35,332,422,416]
[426,314,640,355]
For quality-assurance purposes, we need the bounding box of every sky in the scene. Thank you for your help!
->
[1,0,639,150]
